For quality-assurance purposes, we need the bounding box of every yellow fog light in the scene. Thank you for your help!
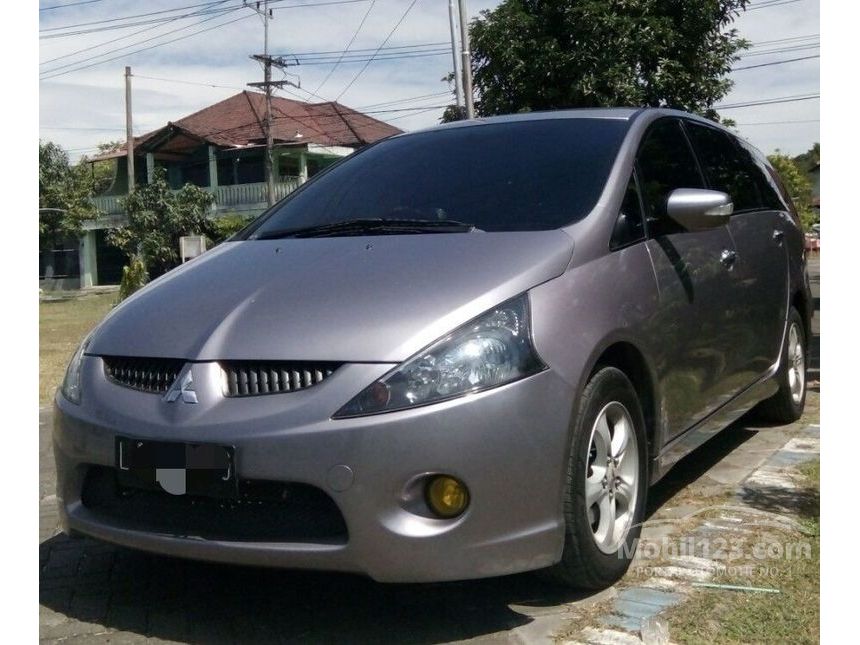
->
[426,475,469,518]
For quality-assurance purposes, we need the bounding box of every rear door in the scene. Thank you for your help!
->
[683,121,789,384]
[637,118,741,439]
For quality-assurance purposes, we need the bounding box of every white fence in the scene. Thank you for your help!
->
[91,178,302,216]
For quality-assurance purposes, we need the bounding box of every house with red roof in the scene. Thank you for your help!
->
[64,91,401,288]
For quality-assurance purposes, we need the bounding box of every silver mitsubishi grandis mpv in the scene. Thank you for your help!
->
[54,108,810,589]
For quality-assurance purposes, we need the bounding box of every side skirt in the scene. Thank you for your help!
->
[649,367,780,485]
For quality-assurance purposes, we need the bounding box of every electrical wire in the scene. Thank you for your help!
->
[733,54,819,70]
[40,0,109,10]
[40,1,233,66]
[40,12,254,80]
[717,93,819,109]
[334,0,421,101]
[312,0,377,94]
[40,6,239,75]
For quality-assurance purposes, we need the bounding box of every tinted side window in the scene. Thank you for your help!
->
[735,138,788,211]
[610,174,646,250]
[685,122,762,212]
[636,119,704,233]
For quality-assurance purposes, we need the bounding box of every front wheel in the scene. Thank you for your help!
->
[543,367,648,589]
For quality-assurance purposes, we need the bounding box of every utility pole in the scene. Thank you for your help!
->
[245,1,301,206]
[447,0,464,112]
[244,1,277,206]
[457,0,475,119]
[124,66,135,191]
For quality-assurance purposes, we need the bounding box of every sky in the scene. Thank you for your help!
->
[38,0,820,161]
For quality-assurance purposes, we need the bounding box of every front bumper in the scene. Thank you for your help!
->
[53,359,574,582]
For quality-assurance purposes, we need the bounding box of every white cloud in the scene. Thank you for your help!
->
[39,0,819,159]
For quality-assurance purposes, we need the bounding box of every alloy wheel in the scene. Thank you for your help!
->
[788,322,806,405]
[585,401,639,554]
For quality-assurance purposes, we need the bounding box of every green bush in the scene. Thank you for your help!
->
[211,213,253,243]
[118,255,149,302]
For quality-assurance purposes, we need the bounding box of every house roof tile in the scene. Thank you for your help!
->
[95,91,401,159]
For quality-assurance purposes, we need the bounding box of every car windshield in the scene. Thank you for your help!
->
[245,118,630,237]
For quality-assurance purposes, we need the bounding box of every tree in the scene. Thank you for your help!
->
[39,141,97,248]
[446,0,750,121]
[108,167,215,285]
[792,142,820,182]
[79,140,123,195]
[768,151,817,229]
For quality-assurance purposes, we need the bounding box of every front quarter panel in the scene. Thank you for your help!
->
[529,242,663,465]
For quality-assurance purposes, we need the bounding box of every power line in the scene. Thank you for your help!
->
[357,91,450,110]
[134,74,246,91]
[296,50,449,65]
[40,12,254,80]
[739,43,819,58]
[736,119,819,125]
[334,0,422,101]
[40,1,233,66]
[133,73,447,113]
[40,0,233,33]
[717,93,820,109]
[295,47,448,61]
[386,105,445,122]
[748,0,805,10]
[40,6,238,75]
[747,33,819,47]
[40,0,109,10]
[733,54,819,70]
[40,0,370,38]
[273,41,448,56]
[313,0,377,95]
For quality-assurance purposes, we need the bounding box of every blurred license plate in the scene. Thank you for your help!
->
[115,437,236,497]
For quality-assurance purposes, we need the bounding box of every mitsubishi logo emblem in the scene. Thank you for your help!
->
[163,366,198,404]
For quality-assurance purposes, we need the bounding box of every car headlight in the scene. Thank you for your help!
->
[335,294,545,417]
[61,335,92,404]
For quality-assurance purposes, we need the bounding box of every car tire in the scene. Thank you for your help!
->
[543,366,649,589]
[756,307,807,423]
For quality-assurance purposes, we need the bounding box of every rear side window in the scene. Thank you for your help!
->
[636,119,704,231]
[684,122,761,212]
[735,138,788,212]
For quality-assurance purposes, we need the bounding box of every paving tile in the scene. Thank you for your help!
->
[617,587,682,608]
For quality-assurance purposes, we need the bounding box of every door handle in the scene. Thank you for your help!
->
[720,249,738,267]
[773,229,785,244]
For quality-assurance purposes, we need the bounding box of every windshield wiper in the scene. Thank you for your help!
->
[253,218,481,240]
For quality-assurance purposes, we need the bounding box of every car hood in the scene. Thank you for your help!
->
[88,231,574,363]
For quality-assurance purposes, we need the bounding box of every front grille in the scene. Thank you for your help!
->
[220,361,340,397]
[81,466,348,544]
[103,356,185,394]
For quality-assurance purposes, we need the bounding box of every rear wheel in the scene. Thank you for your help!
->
[544,367,648,589]
[756,307,807,423]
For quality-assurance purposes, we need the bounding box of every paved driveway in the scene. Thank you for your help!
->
[39,258,820,644]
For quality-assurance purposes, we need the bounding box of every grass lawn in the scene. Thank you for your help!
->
[664,460,820,644]
[39,292,116,405]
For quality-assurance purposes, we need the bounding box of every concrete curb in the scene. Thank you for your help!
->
[564,425,820,645]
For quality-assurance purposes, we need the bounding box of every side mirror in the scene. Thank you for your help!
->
[666,188,733,231]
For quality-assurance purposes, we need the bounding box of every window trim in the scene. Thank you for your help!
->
[679,118,783,216]
[633,117,707,239]
[609,168,648,252]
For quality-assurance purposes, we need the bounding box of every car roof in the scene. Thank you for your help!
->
[396,107,761,155]
[398,106,734,136]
